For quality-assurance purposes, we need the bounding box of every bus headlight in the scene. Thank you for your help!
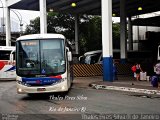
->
[17,81,31,86]
[61,86,65,90]
[52,78,66,85]
[18,88,23,92]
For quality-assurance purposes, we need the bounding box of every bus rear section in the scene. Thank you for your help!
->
[0,46,16,80]
[16,34,73,94]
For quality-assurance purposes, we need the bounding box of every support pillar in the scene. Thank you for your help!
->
[128,16,133,51]
[40,0,47,34]
[120,0,127,63]
[101,0,113,81]
[75,15,79,55]
[73,15,79,63]
[5,1,11,46]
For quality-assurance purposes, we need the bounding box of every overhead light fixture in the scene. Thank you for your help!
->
[49,9,54,12]
[112,13,116,17]
[138,7,142,11]
[71,2,76,7]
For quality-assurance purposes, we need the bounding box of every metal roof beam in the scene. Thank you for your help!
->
[47,0,73,8]
[7,0,21,7]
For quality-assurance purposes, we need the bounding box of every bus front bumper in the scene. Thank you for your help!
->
[16,80,68,94]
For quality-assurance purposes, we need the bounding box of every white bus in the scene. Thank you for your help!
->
[16,34,73,94]
[0,46,16,80]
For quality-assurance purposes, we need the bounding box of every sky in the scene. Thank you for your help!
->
[0,0,40,28]
[0,9,40,26]
[0,9,40,31]
[10,9,40,25]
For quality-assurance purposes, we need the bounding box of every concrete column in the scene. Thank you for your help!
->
[75,15,79,55]
[39,0,47,34]
[101,0,113,81]
[5,1,11,46]
[128,16,133,50]
[120,0,127,63]
[0,0,5,40]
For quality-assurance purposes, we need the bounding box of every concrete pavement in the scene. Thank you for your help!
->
[74,75,160,96]
[1,75,160,96]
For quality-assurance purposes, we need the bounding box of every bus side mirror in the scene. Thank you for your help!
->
[67,51,72,61]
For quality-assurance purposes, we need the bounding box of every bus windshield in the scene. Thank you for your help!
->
[16,39,65,76]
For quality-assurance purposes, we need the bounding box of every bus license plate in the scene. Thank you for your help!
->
[37,88,46,91]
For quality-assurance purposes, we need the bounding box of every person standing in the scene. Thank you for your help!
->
[154,62,160,88]
[135,63,143,81]
[131,64,136,78]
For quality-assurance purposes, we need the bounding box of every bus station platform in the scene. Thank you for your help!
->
[73,75,160,96]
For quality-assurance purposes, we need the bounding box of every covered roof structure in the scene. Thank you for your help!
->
[7,0,160,17]
[132,16,160,27]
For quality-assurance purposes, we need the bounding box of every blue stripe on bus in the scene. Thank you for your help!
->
[5,66,16,72]
[22,77,61,85]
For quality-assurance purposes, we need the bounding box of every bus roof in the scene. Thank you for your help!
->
[0,46,15,51]
[16,34,65,41]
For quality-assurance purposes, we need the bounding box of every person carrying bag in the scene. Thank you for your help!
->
[131,64,136,78]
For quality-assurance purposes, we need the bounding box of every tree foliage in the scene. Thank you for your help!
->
[113,23,120,49]
[25,17,40,34]
[79,15,102,54]
[25,12,120,55]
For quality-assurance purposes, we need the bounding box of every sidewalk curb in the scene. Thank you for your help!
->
[90,84,160,95]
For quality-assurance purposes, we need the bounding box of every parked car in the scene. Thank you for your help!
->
[79,50,102,64]
[79,49,120,64]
